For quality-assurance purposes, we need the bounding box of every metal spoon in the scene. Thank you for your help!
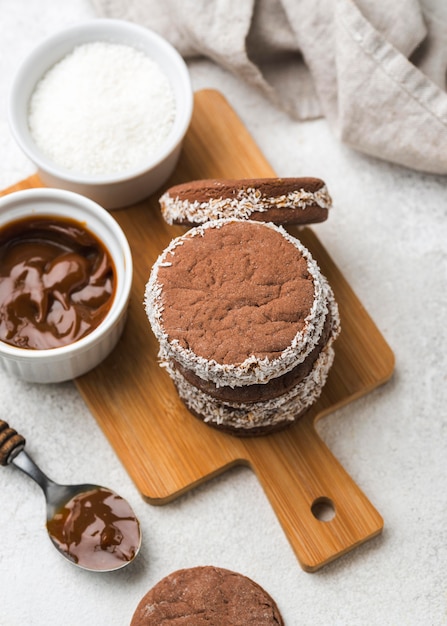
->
[0,419,141,572]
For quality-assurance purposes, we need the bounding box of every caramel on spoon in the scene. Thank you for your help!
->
[0,420,141,572]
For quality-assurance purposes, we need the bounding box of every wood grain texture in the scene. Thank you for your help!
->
[1,90,394,571]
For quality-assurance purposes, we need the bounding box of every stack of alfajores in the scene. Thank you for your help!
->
[144,178,340,436]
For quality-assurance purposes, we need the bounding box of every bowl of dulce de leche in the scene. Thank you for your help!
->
[0,188,132,383]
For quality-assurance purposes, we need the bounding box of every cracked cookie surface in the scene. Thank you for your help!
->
[130,566,284,625]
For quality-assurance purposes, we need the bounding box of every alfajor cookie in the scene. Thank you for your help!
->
[159,177,331,226]
[145,219,340,436]
[130,566,284,626]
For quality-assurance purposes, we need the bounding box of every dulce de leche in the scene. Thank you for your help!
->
[46,487,140,571]
[0,215,116,349]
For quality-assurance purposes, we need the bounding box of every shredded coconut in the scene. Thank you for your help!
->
[28,42,176,176]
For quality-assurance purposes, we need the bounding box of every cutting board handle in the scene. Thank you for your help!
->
[246,413,383,572]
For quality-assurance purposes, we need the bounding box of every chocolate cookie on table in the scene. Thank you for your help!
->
[159,177,331,226]
[130,566,284,626]
[144,218,340,436]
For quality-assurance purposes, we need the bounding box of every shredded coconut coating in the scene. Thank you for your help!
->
[145,219,340,388]
[166,344,335,431]
[160,185,332,225]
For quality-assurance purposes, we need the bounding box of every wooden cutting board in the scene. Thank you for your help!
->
[3,90,394,572]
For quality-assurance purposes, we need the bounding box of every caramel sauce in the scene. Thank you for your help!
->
[0,216,115,349]
[46,487,140,571]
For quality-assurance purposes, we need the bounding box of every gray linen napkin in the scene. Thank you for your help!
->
[92,0,447,174]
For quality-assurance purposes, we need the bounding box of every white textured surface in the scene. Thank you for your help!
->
[1,3,447,626]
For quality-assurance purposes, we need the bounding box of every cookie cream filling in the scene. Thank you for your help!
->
[166,344,335,431]
[160,185,332,225]
[145,219,340,388]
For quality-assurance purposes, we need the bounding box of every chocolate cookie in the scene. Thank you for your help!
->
[172,311,334,404]
[144,219,340,436]
[166,342,336,435]
[159,177,331,226]
[130,566,284,625]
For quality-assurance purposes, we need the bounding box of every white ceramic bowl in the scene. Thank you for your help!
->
[8,19,193,210]
[0,188,133,383]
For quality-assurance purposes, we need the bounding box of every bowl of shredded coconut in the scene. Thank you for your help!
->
[8,19,193,209]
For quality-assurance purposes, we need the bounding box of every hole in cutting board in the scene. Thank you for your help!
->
[311,497,336,522]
